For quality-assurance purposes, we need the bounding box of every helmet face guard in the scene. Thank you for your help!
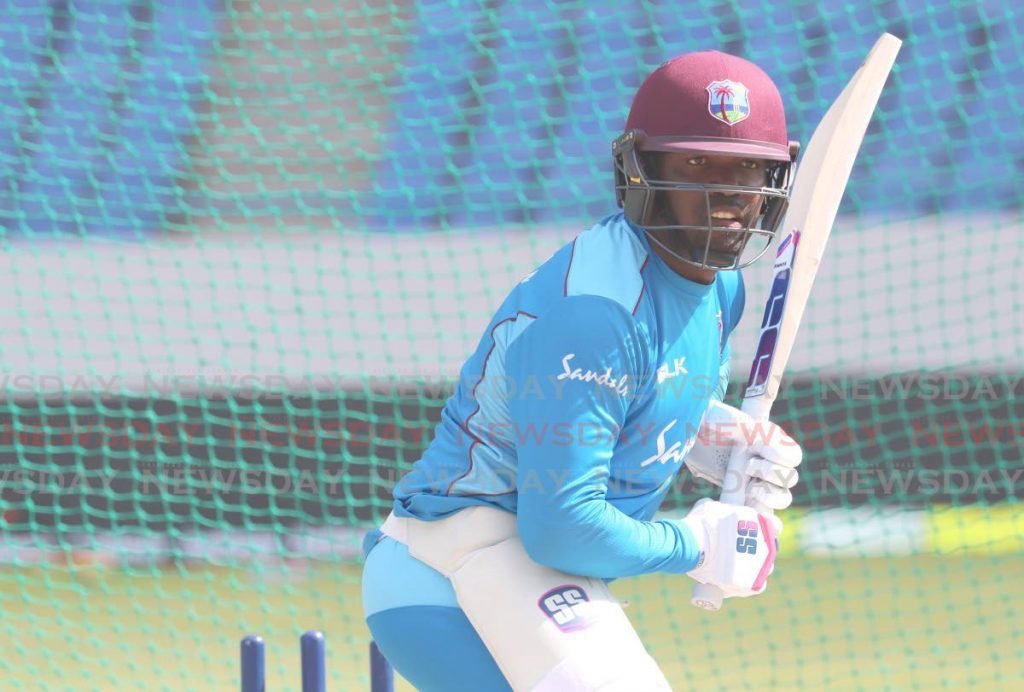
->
[613,129,798,270]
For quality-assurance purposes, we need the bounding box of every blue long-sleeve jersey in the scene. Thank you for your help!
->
[392,213,745,579]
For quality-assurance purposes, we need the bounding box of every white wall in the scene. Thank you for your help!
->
[1,213,1019,395]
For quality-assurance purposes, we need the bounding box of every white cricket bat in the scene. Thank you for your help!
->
[691,33,902,611]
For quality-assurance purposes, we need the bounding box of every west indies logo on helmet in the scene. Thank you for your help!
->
[613,51,800,270]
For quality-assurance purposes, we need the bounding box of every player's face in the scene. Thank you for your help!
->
[651,152,769,268]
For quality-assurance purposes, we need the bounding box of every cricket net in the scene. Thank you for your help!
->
[0,0,1021,689]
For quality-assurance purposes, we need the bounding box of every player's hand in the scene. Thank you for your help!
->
[678,498,781,598]
[684,400,802,512]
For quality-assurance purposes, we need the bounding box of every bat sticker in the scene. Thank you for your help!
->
[745,230,800,397]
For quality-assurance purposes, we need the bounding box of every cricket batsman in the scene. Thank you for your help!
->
[361,50,804,691]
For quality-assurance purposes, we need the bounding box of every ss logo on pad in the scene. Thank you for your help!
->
[538,585,592,632]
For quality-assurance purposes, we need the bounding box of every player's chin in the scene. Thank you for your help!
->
[703,250,738,269]
[709,233,745,251]
[706,236,750,268]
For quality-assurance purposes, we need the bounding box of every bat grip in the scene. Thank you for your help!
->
[690,396,774,612]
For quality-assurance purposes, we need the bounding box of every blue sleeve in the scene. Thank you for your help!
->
[505,295,701,579]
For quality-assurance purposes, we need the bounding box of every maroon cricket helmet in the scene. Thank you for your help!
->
[626,51,792,161]
[613,51,800,270]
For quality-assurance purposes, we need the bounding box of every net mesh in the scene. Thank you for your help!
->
[1,0,1022,689]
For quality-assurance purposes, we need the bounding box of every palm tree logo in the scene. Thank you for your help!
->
[706,80,750,125]
[714,84,735,121]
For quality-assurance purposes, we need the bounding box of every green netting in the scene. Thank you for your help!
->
[1,0,1022,689]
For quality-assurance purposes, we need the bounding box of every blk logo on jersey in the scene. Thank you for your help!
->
[656,357,688,384]
[705,80,750,126]
[538,585,592,632]
[640,419,696,467]
[736,520,759,554]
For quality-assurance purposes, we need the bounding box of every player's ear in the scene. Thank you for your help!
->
[640,153,675,226]
[613,130,661,226]
[640,152,663,181]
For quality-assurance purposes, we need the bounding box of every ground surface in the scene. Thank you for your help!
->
[1,554,1020,690]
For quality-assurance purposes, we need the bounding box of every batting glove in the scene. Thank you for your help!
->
[684,400,802,512]
[678,498,781,599]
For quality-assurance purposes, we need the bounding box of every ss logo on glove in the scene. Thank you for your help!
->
[735,520,759,554]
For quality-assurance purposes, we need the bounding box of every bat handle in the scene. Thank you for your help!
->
[690,583,725,612]
[690,396,774,612]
